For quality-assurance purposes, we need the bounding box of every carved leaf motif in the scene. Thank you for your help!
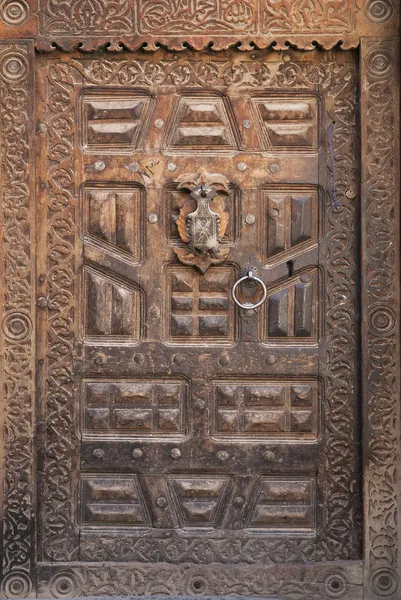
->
[174,247,231,274]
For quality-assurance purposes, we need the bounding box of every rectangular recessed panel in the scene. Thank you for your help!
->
[251,96,318,151]
[166,96,238,152]
[84,268,141,342]
[262,186,319,265]
[260,269,319,345]
[81,91,151,152]
[83,184,142,262]
[80,475,150,527]
[247,477,316,532]
[213,380,318,438]
[168,475,231,528]
[84,379,186,436]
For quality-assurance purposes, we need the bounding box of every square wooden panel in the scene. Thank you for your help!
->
[165,265,236,344]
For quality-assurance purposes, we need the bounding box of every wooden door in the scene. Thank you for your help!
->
[33,47,363,597]
[0,5,400,600]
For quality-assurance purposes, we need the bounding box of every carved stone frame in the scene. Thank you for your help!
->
[0,3,399,600]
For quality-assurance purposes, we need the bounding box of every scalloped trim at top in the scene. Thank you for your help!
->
[34,34,361,53]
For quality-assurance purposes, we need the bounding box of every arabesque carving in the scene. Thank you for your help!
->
[0,41,35,598]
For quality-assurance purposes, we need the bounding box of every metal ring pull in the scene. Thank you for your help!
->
[232,269,267,310]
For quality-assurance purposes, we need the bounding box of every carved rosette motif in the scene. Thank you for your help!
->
[0,42,34,598]
[0,0,29,26]
[362,38,400,600]
[364,0,394,23]
[41,62,80,562]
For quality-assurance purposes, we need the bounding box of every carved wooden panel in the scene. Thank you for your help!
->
[166,266,236,343]
[83,185,143,262]
[213,380,318,437]
[80,90,152,153]
[84,379,186,436]
[165,94,240,153]
[261,186,319,265]
[251,96,319,151]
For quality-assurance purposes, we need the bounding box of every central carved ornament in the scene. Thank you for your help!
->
[174,172,231,273]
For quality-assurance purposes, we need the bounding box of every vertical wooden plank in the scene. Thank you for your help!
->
[0,40,36,598]
[361,36,401,600]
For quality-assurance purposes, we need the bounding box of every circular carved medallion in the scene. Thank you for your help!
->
[2,573,32,598]
[364,0,394,23]
[0,51,28,82]
[0,0,29,25]
[2,312,32,341]
[370,568,400,597]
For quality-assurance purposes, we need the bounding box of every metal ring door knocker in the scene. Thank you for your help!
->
[232,269,267,310]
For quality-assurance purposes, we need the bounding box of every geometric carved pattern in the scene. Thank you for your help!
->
[84,268,142,341]
[165,95,239,153]
[168,475,231,528]
[84,379,186,435]
[83,184,143,262]
[167,266,235,343]
[262,186,319,265]
[80,475,151,527]
[261,269,318,344]
[246,477,316,532]
[213,380,318,437]
[80,91,152,152]
[251,96,318,151]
